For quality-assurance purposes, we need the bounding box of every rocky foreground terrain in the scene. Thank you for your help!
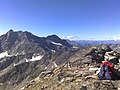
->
[0,30,120,90]
[23,45,120,90]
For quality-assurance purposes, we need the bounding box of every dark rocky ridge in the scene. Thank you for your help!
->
[46,34,71,47]
[0,30,74,90]
[0,30,72,55]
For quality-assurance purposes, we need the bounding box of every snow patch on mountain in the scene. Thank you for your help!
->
[30,55,43,61]
[14,55,44,66]
[0,51,11,59]
[26,55,44,62]
[53,62,57,67]
[51,41,62,46]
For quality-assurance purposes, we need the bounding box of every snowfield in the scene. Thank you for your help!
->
[50,41,63,46]
[26,55,44,62]
[0,51,11,59]
[14,55,44,66]
[31,55,43,61]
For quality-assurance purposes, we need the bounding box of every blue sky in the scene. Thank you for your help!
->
[0,0,120,40]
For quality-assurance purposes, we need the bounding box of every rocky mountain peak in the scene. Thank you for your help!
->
[6,29,15,39]
[46,34,61,41]
[47,34,72,47]
[7,29,14,33]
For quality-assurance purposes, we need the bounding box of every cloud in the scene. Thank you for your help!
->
[65,36,120,40]
[65,36,81,40]
[64,36,97,40]
[104,36,120,40]
[67,36,74,39]
[113,36,120,40]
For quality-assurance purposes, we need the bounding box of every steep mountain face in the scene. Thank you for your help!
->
[0,30,44,55]
[0,30,74,90]
[0,30,72,55]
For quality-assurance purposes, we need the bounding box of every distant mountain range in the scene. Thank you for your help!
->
[68,40,120,47]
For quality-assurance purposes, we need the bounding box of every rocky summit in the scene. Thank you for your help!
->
[0,30,120,90]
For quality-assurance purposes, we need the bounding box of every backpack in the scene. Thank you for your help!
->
[98,62,114,80]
